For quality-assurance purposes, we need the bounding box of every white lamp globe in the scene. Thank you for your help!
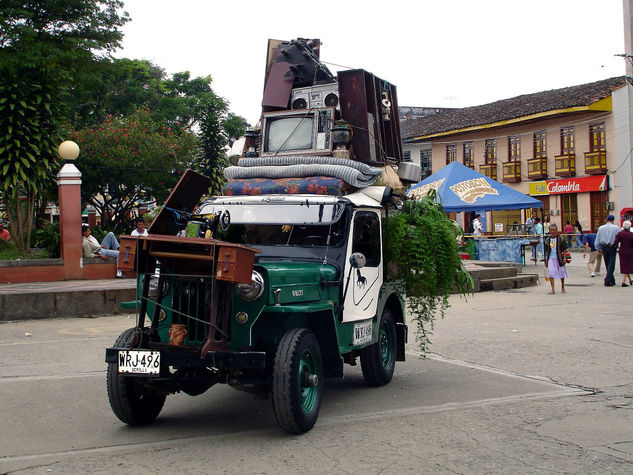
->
[58,140,80,161]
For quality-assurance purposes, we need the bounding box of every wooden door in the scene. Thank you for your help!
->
[590,191,608,232]
[560,194,578,231]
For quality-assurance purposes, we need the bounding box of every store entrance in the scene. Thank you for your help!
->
[560,194,578,231]
[534,196,550,219]
[590,191,608,232]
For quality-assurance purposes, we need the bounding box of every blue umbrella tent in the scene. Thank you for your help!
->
[406,161,542,212]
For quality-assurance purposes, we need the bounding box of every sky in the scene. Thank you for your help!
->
[116,0,627,126]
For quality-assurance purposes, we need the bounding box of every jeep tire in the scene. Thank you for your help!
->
[107,328,166,425]
[360,309,396,386]
[272,328,323,434]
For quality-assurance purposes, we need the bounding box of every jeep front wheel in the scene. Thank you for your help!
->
[106,328,166,425]
[272,328,323,434]
[360,309,396,386]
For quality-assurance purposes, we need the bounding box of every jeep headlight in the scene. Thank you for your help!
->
[235,270,264,302]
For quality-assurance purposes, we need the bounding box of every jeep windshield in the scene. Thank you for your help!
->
[196,196,344,225]
[195,197,348,248]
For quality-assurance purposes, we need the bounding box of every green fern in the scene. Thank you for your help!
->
[384,192,473,353]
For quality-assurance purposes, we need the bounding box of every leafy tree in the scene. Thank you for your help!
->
[67,58,164,129]
[0,0,129,250]
[0,79,63,252]
[223,112,249,147]
[69,66,249,195]
[73,109,200,232]
[0,0,128,67]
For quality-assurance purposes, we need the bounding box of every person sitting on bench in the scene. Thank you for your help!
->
[81,224,122,277]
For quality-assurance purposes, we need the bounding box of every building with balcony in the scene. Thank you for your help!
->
[401,77,633,234]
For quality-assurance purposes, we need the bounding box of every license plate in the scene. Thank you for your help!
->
[118,350,160,374]
[353,320,373,345]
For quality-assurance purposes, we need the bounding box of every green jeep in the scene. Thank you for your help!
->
[105,176,407,434]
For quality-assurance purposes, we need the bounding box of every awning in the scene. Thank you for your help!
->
[406,161,543,212]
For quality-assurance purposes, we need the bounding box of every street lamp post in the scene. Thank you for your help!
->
[57,140,83,280]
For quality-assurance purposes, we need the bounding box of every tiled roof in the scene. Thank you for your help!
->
[401,76,626,141]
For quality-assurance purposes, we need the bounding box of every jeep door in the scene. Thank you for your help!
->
[342,209,382,322]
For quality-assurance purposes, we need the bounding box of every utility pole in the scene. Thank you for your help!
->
[625,0,633,76]
[619,0,633,213]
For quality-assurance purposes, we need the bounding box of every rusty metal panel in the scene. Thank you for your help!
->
[338,69,373,163]
[388,84,403,161]
[262,60,295,109]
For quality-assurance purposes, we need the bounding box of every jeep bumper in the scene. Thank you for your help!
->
[105,346,266,370]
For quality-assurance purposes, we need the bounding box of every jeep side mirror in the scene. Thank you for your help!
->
[349,252,366,269]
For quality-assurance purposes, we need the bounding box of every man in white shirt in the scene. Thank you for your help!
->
[472,214,483,235]
[595,214,620,287]
[131,217,149,237]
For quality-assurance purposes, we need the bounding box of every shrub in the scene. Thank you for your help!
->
[31,222,60,258]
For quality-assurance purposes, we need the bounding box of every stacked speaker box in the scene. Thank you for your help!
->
[337,69,403,166]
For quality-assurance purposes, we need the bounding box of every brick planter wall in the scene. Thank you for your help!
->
[0,258,116,284]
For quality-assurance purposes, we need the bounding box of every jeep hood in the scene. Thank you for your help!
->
[258,262,338,305]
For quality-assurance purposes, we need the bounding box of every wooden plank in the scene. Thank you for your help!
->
[149,251,214,261]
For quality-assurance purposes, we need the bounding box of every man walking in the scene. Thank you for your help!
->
[534,217,544,261]
[581,231,601,277]
[525,212,536,236]
[596,215,620,287]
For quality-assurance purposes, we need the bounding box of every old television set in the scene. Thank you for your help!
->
[260,107,335,156]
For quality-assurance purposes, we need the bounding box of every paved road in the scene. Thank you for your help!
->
[0,257,631,474]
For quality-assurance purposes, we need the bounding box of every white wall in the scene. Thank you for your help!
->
[612,85,633,211]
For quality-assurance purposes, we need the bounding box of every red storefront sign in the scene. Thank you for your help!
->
[546,175,608,195]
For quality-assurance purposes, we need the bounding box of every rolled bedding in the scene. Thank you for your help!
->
[225,155,382,188]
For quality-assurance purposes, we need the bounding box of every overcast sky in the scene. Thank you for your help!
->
[116,0,627,126]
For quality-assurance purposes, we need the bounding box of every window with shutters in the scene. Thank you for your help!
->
[484,139,496,164]
[445,144,456,164]
[508,135,520,162]
[533,130,547,158]
[463,141,474,168]
[561,126,574,154]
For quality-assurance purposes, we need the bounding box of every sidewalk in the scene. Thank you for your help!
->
[0,278,136,322]
[0,251,620,322]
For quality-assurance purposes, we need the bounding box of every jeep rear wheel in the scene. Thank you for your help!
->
[272,328,323,434]
[106,328,166,425]
[360,309,396,386]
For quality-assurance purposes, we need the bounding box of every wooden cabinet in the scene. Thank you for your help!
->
[133,235,260,283]
[118,236,138,272]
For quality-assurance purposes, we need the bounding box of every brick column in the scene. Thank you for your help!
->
[86,205,97,228]
[57,162,84,280]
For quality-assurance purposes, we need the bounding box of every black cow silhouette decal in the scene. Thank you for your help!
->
[356,268,367,288]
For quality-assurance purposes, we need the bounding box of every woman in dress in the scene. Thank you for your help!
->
[542,215,551,235]
[544,223,568,294]
[614,220,633,287]
[564,222,574,248]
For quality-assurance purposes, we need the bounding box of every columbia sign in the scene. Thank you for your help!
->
[547,181,580,193]
[450,178,499,203]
